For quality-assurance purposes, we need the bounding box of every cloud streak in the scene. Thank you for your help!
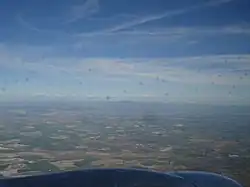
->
[1,42,250,104]
[76,25,250,38]
[17,0,239,38]
[104,0,236,32]
[64,0,100,24]
[17,0,100,33]
[1,43,249,86]
[17,12,250,40]
[17,14,43,32]
[16,14,68,35]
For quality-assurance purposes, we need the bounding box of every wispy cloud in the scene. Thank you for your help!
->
[71,24,250,53]
[1,43,249,86]
[17,12,250,40]
[72,0,245,39]
[16,14,43,32]
[16,14,71,36]
[1,42,250,104]
[64,0,100,24]
[76,25,250,38]
[103,0,236,32]
[17,0,100,32]
[17,0,239,38]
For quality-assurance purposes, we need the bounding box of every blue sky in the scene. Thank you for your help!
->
[0,0,250,104]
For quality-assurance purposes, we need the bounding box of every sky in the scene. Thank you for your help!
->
[0,0,250,104]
